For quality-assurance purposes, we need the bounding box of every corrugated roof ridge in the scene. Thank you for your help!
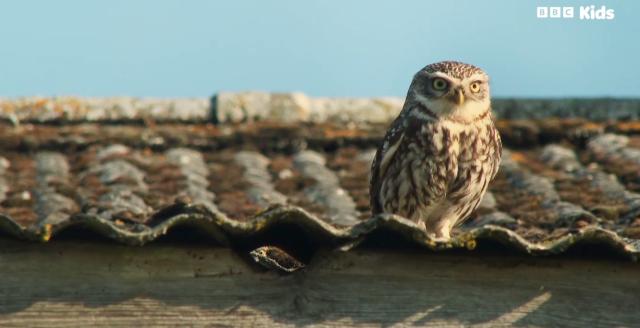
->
[0,204,636,260]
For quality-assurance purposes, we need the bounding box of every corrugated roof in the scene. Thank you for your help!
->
[0,95,639,263]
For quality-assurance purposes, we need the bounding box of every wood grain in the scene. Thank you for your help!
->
[0,239,638,327]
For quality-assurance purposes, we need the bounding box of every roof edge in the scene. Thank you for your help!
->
[1,204,637,261]
[2,93,640,124]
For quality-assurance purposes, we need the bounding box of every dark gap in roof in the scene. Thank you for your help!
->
[308,138,381,154]
[317,140,341,153]
[0,230,21,241]
[209,95,219,124]
[550,240,632,262]
[567,135,592,150]
[254,138,309,155]
[146,203,194,227]
[355,228,426,251]
[231,222,318,265]
[151,224,224,246]
[456,237,525,257]
[50,224,117,244]
[356,229,528,257]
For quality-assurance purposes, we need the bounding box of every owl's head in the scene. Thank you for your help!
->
[406,61,491,122]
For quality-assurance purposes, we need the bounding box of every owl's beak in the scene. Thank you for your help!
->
[455,89,465,106]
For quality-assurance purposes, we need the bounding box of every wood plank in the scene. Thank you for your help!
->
[0,239,638,327]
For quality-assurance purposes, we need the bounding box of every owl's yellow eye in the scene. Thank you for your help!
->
[470,81,481,93]
[432,78,448,91]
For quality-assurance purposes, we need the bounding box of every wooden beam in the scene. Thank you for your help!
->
[0,239,637,327]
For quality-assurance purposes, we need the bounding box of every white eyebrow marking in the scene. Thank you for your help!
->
[465,73,489,83]
[430,71,461,84]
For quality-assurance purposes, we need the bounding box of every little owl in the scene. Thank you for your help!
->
[370,61,502,240]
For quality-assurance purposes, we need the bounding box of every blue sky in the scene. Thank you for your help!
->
[0,0,638,98]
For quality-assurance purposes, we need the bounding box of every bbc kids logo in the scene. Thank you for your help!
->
[537,6,615,20]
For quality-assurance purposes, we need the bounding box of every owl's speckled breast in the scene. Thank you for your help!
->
[379,114,501,234]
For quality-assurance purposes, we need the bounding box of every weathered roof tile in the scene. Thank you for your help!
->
[0,96,639,260]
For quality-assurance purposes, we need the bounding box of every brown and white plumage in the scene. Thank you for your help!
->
[370,61,502,239]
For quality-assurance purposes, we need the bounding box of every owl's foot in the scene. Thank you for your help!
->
[435,227,451,240]
[417,220,427,231]
[423,221,452,242]
[425,233,451,243]
[418,220,453,242]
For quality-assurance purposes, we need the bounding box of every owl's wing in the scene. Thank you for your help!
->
[449,123,503,228]
[369,116,406,214]
[490,126,502,181]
